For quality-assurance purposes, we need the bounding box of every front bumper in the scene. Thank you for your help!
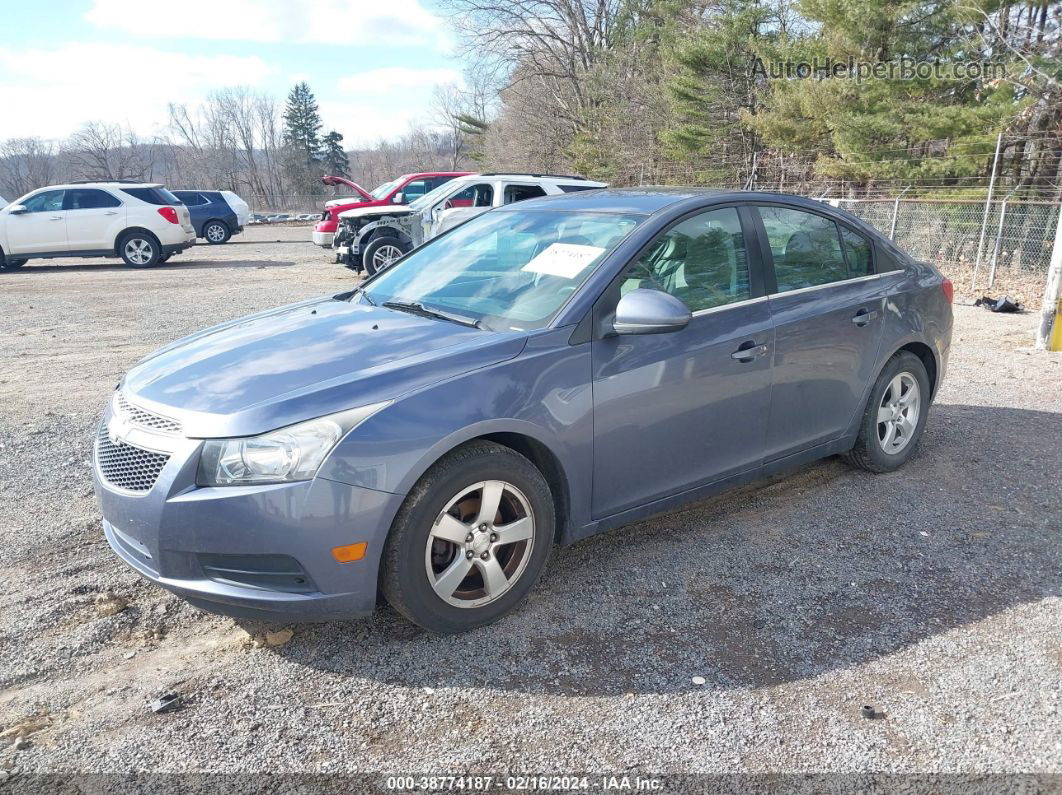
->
[94,413,404,622]
[312,227,335,248]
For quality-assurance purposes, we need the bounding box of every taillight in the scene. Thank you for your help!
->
[941,278,954,304]
[158,207,179,225]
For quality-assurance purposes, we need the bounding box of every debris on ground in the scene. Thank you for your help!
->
[264,629,294,647]
[975,295,1023,313]
[149,694,181,714]
[93,591,127,617]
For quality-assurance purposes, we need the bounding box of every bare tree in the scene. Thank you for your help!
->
[0,137,61,198]
[68,122,149,181]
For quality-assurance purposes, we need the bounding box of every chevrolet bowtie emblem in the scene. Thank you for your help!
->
[107,415,132,445]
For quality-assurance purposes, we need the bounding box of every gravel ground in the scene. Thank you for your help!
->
[0,226,1060,786]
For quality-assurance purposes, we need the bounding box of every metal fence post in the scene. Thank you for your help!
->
[988,187,1016,288]
[889,186,911,240]
[1035,205,1062,350]
[971,131,1004,290]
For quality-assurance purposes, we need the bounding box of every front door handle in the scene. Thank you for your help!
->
[103,211,118,216]
[731,342,769,362]
[49,215,63,221]
[851,309,879,326]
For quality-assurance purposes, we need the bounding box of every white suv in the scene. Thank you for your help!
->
[0,182,196,270]
[333,173,607,273]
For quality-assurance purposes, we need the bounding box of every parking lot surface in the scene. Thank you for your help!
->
[1,226,1060,778]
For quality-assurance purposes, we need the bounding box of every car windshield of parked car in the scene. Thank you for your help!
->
[359,209,644,331]
[370,179,400,200]
[408,180,463,212]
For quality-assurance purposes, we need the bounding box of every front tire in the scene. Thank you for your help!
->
[203,220,230,245]
[118,232,161,268]
[843,351,931,473]
[363,236,406,276]
[381,441,554,633]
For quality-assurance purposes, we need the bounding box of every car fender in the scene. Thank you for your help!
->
[356,219,413,250]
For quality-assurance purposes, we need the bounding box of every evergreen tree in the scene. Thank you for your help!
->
[282,82,323,164]
[321,131,350,178]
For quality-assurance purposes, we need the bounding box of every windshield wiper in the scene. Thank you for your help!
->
[382,300,484,329]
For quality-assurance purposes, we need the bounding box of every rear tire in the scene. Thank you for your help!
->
[203,220,230,245]
[118,231,161,268]
[363,236,407,276]
[842,351,931,473]
[381,441,554,634]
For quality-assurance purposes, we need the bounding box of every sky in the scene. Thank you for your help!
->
[0,0,464,146]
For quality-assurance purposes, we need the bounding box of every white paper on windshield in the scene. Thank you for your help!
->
[522,243,604,279]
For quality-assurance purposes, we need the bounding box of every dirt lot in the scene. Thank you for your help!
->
[0,225,1060,785]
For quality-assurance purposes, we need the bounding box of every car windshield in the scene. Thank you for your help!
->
[370,179,400,200]
[359,209,644,331]
[408,180,464,211]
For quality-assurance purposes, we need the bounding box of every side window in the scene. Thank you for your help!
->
[619,207,751,313]
[504,184,547,204]
[430,176,456,190]
[21,190,66,213]
[176,192,207,206]
[757,206,847,292]
[457,183,493,208]
[402,180,428,201]
[840,226,873,276]
[66,189,121,210]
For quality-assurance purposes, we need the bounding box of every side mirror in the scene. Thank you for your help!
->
[7,204,26,214]
[613,289,691,335]
[393,192,404,204]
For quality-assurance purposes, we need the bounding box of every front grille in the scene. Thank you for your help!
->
[116,393,182,435]
[95,424,170,492]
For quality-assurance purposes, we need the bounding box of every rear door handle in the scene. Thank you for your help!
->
[103,211,118,216]
[851,309,879,326]
[49,215,63,221]
[731,342,769,362]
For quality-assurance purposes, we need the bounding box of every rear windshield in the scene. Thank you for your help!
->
[121,187,181,205]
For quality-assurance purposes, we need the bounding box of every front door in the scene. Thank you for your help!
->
[591,206,774,519]
[6,189,67,254]
[753,204,891,460]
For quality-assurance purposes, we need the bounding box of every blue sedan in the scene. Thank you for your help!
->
[94,189,953,633]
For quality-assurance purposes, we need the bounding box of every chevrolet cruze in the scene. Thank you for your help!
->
[94,189,953,633]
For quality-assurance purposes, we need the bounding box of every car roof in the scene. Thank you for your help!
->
[508,187,859,216]
[397,172,473,180]
[49,182,165,190]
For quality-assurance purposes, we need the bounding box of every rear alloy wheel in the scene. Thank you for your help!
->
[381,441,554,633]
[363,236,406,276]
[843,351,931,473]
[119,233,161,268]
[203,221,230,245]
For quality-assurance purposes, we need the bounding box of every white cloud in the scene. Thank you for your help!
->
[337,67,463,95]
[0,44,270,140]
[85,0,446,47]
[318,100,429,147]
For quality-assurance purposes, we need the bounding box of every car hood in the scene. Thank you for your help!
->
[122,296,527,438]
[338,205,414,221]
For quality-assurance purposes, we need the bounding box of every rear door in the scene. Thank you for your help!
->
[64,188,124,251]
[591,205,774,518]
[6,189,67,254]
[752,203,891,460]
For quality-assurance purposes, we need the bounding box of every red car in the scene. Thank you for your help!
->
[312,172,472,248]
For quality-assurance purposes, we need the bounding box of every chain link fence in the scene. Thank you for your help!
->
[832,198,1059,306]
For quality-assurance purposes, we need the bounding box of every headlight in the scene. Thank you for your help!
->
[196,402,389,487]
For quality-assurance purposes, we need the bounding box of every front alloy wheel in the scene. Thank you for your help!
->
[426,480,535,608]
[381,441,554,633]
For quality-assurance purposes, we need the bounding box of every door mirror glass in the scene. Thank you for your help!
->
[7,204,26,214]
[614,288,691,335]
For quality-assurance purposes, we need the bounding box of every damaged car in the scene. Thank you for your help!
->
[333,173,607,274]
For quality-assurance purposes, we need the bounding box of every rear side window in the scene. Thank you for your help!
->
[122,187,180,206]
[756,206,848,292]
[174,191,208,206]
[66,189,121,210]
[840,226,873,276]
[558,184,598,193]
[504,184,547,204]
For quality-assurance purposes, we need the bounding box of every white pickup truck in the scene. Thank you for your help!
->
[333,173,607,274]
